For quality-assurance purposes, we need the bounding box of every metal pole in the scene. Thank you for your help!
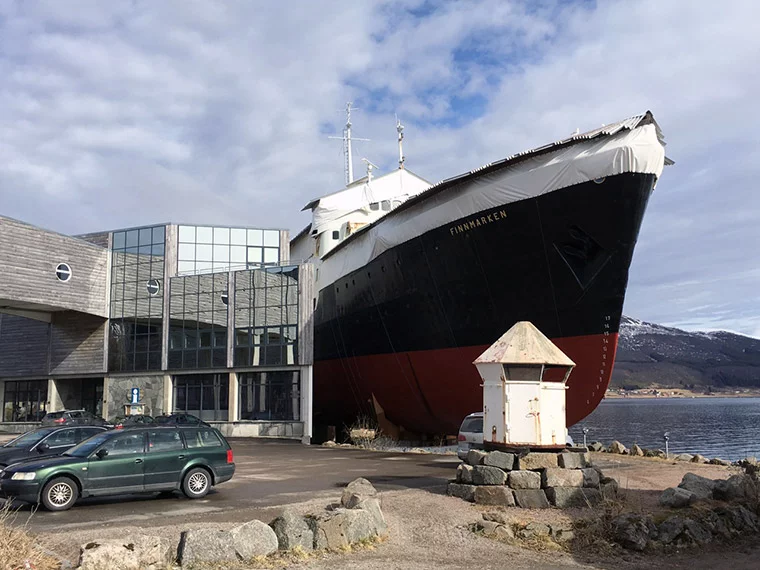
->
[582,427,589,449]
[664,432,670,459]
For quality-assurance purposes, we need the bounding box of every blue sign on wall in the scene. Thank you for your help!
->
[130,388,140,404]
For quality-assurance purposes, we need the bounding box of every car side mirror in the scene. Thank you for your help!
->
[95,448,109,459]
[37,442,50,453]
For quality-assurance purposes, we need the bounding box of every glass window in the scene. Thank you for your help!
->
[178,225,195,243]
[178,243,195,260]
[172,374,229,421]
[3,380,48,422]
[184,429,223,448]
[178,260,195,274]
[230,228,247,245]
[263,230,279,247]
[125,230,139,248]
[112,232,126,249]
[44,428,79,447]
[230,246,246,264]
[247,229,263,246]
[99,432,145,456]
[196,244,212,261]
[139,227,152,246]
[239,371,300,421]
[213,227,230,245]
[332,230,339,240]
[213,244,230,262]
[369,202,379,211]
[263,248,278,264]
[247,247,262,264]
[196,227,213,243]
[381,200,391,211]
[147,430,184,452]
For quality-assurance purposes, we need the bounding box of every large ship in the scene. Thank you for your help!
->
[292,109,670,436]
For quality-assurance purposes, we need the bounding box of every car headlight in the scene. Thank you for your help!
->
[11,472,36,481]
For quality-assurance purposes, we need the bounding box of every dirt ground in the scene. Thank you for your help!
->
[34,451,760,569]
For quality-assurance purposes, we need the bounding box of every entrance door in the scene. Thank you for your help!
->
[86,431,146,495]
[80,378,104,417]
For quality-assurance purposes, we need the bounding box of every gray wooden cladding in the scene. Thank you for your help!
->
[0,312,106,378]
[0,215,108,317]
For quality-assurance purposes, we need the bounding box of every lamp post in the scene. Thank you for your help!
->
[582,427,589,449]
[664,432,670,459]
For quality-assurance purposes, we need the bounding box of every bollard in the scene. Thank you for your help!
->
[582,427,589,449]
[664,432,670,459]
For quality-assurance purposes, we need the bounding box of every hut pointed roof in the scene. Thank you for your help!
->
[473,321,575,366]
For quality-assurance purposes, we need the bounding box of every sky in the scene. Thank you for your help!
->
[1,0,759,337]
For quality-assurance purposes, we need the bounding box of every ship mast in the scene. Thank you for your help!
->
[397,117,405,169]
[330,102,370,186]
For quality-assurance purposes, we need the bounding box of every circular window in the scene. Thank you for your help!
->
[593,177,606,184]
[56,263,72,282]
[221,291,229,305]
[146,279,161,296]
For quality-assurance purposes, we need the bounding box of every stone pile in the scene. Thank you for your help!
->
[77,478,387,569]
[589,440,735,465]
[448,448,618,509]
[659,471,757,507]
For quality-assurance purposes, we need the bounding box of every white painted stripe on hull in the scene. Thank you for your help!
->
[318,124,665,291]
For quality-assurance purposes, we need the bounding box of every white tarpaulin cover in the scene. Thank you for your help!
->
[308,169,431,236]
[315,118,666,290]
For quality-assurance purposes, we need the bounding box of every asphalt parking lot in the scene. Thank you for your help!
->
[8,438,459,533]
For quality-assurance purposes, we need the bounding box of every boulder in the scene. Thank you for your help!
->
[270,510,314,551]
[557,451,590,469]
[715,505,760,532]
[467,449,488,466]
[482,511,510,525]
[630,444,644,457]
[79,536,174,570]
[519,452,558,470]
[709,457,732,466]
[179,530,238,566]
[588,441,605,452]
[230,520,279,559]
[341,477,378,508]
[601,477,619,498]
[456,463,474,484]
[542,468,584,488]
[447,482,476,502]
[548,523,575,543]
[512,489,550,509]
[644,448,666,458]
[309,508,378,550]
[678,473,716,500]
[356,498,388,536]
[658,516,712,546]
[659,487,695,508]
[472,465,508,485]
[493,524,515,541]
[508,470,541,490]
[691,454,707,463]
[612,513,652,551]
[674,453,694,462]
[517,522,551,540]
[546,487,601,508]
[609,441,627,454]
[581,468,600,488]
[474,486,515,507]
[484,451,516,471]
[713,475,748,502]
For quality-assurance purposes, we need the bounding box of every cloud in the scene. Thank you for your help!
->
[0,0,758,336]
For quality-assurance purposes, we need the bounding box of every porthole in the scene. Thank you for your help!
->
[221,291,229,305]
[146,279,161,296]
[593,177,606,184]
[55,263,72,282]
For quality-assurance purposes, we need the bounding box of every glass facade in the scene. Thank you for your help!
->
[168,273,228,369]
[109,225,166,372]
[234,266,299,367]
[173,373,229,421]
[239,371,300,421]
[177,225,281,275]
[3,380,48,422]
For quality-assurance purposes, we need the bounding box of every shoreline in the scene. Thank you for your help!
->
[604,390,760,399]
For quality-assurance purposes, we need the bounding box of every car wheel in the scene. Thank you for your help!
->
[41,477,78,511]
[182,467,210,499]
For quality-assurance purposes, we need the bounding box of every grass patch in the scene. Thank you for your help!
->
[0,500,61,570]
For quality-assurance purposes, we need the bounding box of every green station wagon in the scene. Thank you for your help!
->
[0,426,235,511]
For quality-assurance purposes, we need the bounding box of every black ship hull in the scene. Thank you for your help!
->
[312,171,656,435]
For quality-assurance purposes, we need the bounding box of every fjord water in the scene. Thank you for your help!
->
[569,397,760,461]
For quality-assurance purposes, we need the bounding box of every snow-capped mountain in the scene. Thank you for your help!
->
[612,316,760,389]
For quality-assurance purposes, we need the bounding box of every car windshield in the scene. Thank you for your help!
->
[64,431,114,457]
[3,428,56,448]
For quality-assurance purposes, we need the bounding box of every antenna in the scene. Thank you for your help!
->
[362,158,379,183]
[328,102,370,185]
[396,115,405,169]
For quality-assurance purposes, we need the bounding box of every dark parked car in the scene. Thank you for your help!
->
[0,425,235,511]
[113,414,155,429]
[0,426,107,468]
[41,410,110,427]
[154,413,210,427]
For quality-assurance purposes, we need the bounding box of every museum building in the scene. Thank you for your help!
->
[0,215,314,440]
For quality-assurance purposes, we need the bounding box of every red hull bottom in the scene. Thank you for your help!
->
[313,333,619,435]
